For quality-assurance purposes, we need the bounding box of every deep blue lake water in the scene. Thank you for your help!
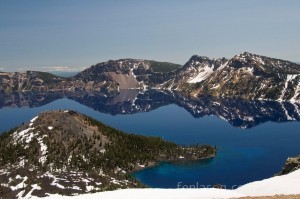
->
[1,96,300,189]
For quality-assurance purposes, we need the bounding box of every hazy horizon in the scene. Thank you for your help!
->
[1,0,300,72]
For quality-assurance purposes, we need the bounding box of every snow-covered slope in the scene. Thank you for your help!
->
[38,188,242,199]
[36,169,300,199]
[187,63,215,83]
[236,168,300,197]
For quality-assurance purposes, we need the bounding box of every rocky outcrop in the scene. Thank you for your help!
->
[278,155,300,175]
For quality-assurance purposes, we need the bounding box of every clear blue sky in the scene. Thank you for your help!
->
[1,0,300,72]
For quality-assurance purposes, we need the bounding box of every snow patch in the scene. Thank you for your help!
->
[210,84,220,89]
[100,149,106,154]
[19,157,26,167]
[10,176,28,191]
[245,67,254,75]
[188,64,214,83]
[23,184,42,198]
[219,61,229,70]
[130,68,137,78]
[45,173,66,189]
[81,155,88,162]
[281,102,294,120]
[13,127,36,146]
[290,78,300,102]
[86,185,95,192]
[30,116,38,123]
[72,186,81,191]
[68,155,73,164]
[212,102,220,106]
[291,102,300,117]
[279,74,298,101]
[244,116,254,122]
[38,135,48,164]
[254,56,265,65]
[138,164,145,168]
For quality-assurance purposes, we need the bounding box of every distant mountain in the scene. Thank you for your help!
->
[0,52,299,102]
[0,71,67,92]
[188,52,300,102]
[0,110,215,198]
[74,59,181,91]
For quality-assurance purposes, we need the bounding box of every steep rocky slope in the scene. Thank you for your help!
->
[190,52,300,102]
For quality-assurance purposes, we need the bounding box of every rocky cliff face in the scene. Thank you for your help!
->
[1,52,300,102]
[278,155,300,175]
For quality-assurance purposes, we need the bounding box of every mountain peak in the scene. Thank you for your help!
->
[235,51,257,59]
[240,51,252,55]
[190,55,211,61]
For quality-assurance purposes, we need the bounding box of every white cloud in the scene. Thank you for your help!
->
[14,66,84,72]
[17,67,31,72]
[0,67,4,71]
[41,66,84,72]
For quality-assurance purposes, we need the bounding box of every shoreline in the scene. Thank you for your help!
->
[130,153,217,188]
[131,151,216,173]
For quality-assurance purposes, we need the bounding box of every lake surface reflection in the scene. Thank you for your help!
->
[0,90,300,188]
